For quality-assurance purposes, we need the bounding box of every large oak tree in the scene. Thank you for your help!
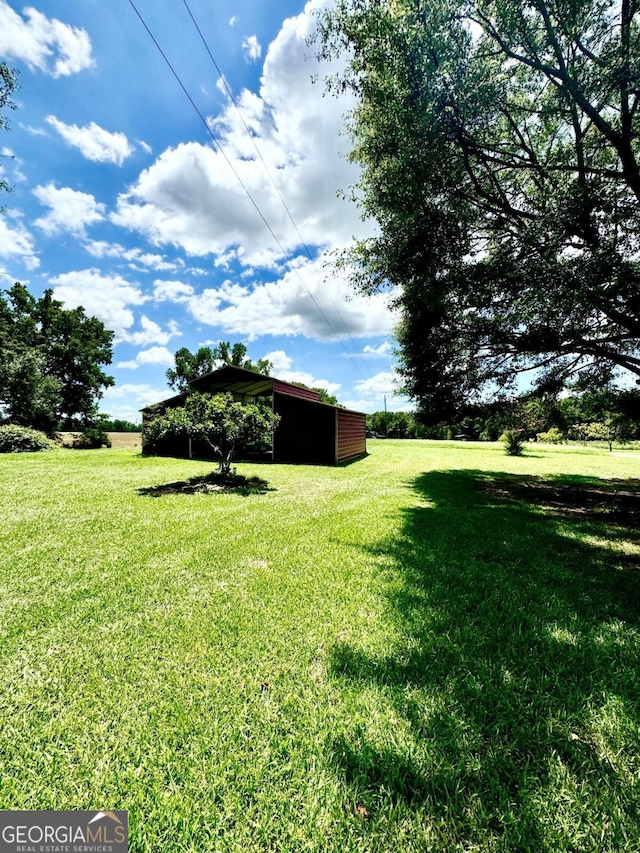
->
[0,283,114,432]
[318,0,640,420]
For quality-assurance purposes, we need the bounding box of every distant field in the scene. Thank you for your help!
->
[58,431,142,449]
[0,440,638,852]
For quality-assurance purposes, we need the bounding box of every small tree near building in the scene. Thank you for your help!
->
[144,393,280,475]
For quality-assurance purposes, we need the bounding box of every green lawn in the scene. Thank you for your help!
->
[1,441,639,852]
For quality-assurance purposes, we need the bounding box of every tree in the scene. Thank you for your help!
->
[367,409,421,436]
[569,416,634,449]
[96,415,141,432]
[166,347,217,392]
[317,0,640,420]
[0,63,18,132]
[0,62,18,206]
[166,342,273,392]
[0,283,114,430]
[212,341,273,376]
[143,392,280,474]
[0,349,60,434]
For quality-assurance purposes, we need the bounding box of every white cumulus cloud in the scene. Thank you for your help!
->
[33,183,105,236]
[0,2,94,77]
[0,216,39,269]
[263,350,292,373]
[117,346,175,370]
[183,255,396,341]
[361,341,393,357]
[119,315,181,347]
[84,240,184,273]
[110,0,368,269]
[242,35,262,62]
[46,116,134,165]
[152,279,195,303]
[50,268,148,339]
[354,372,402,397]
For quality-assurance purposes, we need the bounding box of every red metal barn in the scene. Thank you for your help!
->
[141,365,367,465]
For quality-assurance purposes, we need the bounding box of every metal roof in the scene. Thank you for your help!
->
[189,365,275,398]
[142,365,327,411]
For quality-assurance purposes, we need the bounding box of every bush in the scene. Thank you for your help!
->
[536,427,564,443]
[71,428,112,449]
[0,424,56,453]
[500,428,525,456]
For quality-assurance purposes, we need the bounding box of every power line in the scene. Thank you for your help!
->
[180,0,370,365]
[127,0,370,380]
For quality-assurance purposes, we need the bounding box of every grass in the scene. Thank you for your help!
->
[0,440,639,852]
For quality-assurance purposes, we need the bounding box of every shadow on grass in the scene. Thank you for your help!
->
[327,469,640,850]
[137,471,275,497]
[478,473,640,540]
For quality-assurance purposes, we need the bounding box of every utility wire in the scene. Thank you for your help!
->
[127,0,369,380]
[181,0,370,368]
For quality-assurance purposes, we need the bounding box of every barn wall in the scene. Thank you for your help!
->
[273,393,335,464]
[144,432,191,458]
[337,410,367,463]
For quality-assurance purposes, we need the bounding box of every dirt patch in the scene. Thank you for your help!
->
[478,474,640,534]
[137,471,274,497]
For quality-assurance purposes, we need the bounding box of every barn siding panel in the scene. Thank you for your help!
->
[337,410,367,463]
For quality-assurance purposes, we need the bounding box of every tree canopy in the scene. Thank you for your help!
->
[143,392,280,474]
[0,61,18,205]
[0,283,114,432]
[166,342,273,392]
[411,385,640,443]
[317,0,640,420]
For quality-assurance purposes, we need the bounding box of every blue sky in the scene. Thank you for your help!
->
[0,0,407,422]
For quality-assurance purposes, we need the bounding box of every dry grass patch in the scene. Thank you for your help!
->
[58,431,141,449]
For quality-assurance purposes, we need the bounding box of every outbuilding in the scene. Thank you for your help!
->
[141,365,367,466]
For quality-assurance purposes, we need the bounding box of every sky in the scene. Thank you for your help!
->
[0,0,408,423]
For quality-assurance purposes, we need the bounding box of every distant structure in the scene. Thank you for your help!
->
[141,365,367,465]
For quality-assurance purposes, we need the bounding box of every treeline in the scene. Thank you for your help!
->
[368,390,640,447]
[92,416,141,433]
[367,411,425,438]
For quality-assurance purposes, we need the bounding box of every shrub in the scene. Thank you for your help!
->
[536,427,564,443]
[71,428,112,449]
[500,428,525,456]
[0,424,56,453]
